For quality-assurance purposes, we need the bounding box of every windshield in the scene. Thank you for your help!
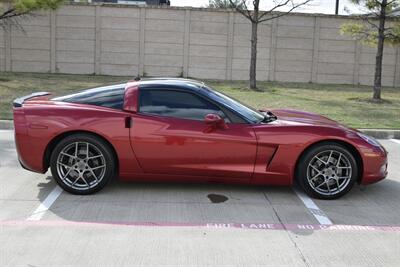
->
[202,86,266,124]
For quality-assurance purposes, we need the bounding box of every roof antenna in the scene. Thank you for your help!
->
[134,76,141,81]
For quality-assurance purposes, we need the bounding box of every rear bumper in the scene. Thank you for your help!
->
[13,108,47,174]
[18,157,45,173]
[15,127,47,174]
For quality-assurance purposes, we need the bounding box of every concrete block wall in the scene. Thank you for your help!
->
[274,15,314,82]
[144,8,185,77]
[232,14,270,81]
[11,13,51,73]
[359,45,397,86]
[56,5,95,74]
[0,3,399,86]
[189,10,229,79]
[100,6,140,75]
[316,17,357,84]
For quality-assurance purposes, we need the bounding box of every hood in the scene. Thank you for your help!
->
[269,109,346,128]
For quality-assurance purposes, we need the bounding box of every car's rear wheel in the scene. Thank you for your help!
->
[50,133,115,195]
[296,142,358,199]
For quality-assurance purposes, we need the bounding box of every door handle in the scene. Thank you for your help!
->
[125,117,132,128]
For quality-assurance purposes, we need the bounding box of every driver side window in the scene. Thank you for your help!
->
[139,89,229,122]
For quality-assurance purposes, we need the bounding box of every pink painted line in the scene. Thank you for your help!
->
[1,220,400,232]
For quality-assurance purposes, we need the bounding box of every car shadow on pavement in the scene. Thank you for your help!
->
[36,176,315,229]
[313,179,400,226]
[36,175,57,198]
[34,174,400,235]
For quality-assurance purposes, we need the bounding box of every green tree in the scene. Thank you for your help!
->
[208,0,245,9]
[227,0,311,90]
[0,0,63,25]
[341,0,400,101]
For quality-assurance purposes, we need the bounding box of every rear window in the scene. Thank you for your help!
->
[53,84,125,110]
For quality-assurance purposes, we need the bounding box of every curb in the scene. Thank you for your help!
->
[0,120,13,130]
[358,129,400,139]
[0,120,399,139]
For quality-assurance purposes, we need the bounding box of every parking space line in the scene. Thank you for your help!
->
[294,188,333,225]
[27,186,63,221]
[390,139,400,145]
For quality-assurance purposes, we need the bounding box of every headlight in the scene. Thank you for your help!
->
[357,132,382,147]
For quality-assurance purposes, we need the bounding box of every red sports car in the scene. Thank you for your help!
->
[13,78,388,199]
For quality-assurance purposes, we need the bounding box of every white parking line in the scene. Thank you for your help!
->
[390,139,400,145]
[0,130,13,132]
[27,186,63,221]
[294,188,333,225]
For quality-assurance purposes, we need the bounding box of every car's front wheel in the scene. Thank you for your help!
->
[296,142,358,199]
[50,133,116,195]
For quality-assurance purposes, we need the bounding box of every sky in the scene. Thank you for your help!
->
[170,0,362,15]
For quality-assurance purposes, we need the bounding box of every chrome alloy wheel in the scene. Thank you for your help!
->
[307,150,352,196]
[56,142,106,191]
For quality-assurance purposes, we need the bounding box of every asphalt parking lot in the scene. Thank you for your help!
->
[1,130,399,266]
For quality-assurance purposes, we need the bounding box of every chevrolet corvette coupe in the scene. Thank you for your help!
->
[13,78,388,199]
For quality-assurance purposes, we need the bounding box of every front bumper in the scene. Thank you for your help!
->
[360,146,388,185]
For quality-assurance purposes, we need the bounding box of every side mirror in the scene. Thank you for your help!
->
[204,113,228,133]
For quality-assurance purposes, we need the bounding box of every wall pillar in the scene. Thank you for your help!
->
[50,10,56,73]
[183,9,190,78]
[268,19,278,81]
[311,17,320,83]
[138,7,146,77]
[94,5,101,75]
[225,12,234,80]
[353,41,361,85]
[4,22,11,71]
[394,46,400,87]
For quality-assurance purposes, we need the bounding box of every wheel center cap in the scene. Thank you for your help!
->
[77,162,86,171]
[324,168,334,176]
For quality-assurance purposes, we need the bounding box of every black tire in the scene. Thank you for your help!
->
[50,133,116,195]
[296,142,358,200]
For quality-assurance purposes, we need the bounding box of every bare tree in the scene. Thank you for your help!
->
[229,0,312,90]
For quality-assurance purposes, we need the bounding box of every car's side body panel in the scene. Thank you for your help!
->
[129,114,258,180]
[14,101,142,179]
[252,120,387,186]
[252,124,354,185]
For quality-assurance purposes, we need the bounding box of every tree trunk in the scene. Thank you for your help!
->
[249,21,258,90]
[373,0,387,101]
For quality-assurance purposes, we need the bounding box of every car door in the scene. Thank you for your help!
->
[129,88,257,180]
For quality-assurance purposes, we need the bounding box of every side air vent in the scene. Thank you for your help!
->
[267,146,279,169]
